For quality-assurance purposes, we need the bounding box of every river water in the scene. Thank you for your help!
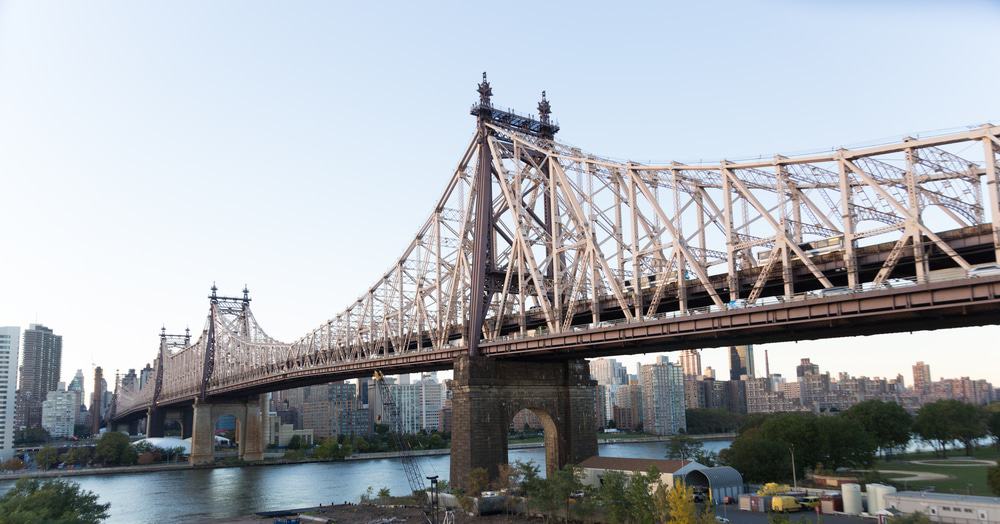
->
[0,440,730,523]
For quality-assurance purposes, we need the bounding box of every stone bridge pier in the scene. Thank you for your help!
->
[145,406,193,438]
[190,394,266,465]
[449,355,598,492]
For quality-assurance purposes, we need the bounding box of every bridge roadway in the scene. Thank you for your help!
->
[111,223,999,419]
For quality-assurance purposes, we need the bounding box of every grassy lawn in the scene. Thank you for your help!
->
[873,446,998,496]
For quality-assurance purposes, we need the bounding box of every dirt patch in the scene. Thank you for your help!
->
[877,469,950,482]
[909,459,997,467]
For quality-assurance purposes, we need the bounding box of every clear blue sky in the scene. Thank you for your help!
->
[1,1,998,389]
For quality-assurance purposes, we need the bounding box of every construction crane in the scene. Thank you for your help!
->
[372,370,426,495]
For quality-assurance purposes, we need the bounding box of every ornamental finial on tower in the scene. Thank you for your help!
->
[160,325,166,339]
[243,284,249,302]
[477,72,492,107]
[538,90,551,124]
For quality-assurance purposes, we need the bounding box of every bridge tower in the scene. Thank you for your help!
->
[188,286,266,465]
[451,76,598,491]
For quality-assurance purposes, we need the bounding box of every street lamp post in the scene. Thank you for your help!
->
[427,475,439,524]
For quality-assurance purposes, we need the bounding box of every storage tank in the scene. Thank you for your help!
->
[866,484,882,513]
[842,483,862,514]
[867,484,896,514]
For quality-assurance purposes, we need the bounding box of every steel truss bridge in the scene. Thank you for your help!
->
[112,76,1000,421]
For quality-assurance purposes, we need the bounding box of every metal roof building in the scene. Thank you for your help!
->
[578,456,744,504]
[884,491,1000,523]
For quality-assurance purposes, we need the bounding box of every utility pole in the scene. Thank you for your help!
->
[790,444,797,489]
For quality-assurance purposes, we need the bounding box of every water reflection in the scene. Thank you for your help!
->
[0,440,731,524]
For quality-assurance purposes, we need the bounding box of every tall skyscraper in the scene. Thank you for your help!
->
[679,350,702,377]
[639,360,686,435]
[90,367,104,435]
[67,369,86,425]
[15,324,62,429]
[0,327,20,460]
[67,369,85,395]
[139,363,154,389]
[912,361,932,394]
[729,345,755,380]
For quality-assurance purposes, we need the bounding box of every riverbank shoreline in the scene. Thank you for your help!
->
[0,432,736,481]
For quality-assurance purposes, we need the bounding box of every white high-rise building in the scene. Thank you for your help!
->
[0,327,19,460]
[418,373,443,432]
[42,382,77,439]
[639,360,687,435]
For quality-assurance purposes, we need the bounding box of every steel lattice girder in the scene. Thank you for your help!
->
[112,122,1000,417]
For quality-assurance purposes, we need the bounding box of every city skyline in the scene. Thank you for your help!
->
[2,2,1000,388]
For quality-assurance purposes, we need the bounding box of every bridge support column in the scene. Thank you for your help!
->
[449,355,597,492]
[189,396,267,466]
[190,399,214,466]
[145,407,165,438]
[238,395,265,462]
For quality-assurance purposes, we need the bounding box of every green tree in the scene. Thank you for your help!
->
[844,400,912,456]
[738,413,772,435]
[666,434,703,460]
[597,471,631,524]
[65,447,92,467]
[14,427,50,445]
[953,403,989,456]
[286,434,303,450]
[719,427,792,482]
[93,432,137,466]
[759,412,820,473]
[513,460,541,497]
[623,468,658,523]
[988,466,1000,497]
[0,478,110,523]
[73,424,93,439]
[692,449,719,467]
[377,486,391,499]
[536,465,584,523]
[815,415,877,469]
[352,435,370,452]
[36,446,60,470]
[915,400,988,457]
[987,405,1000,450]
[314,437,351,460]
[685,408,743,434]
